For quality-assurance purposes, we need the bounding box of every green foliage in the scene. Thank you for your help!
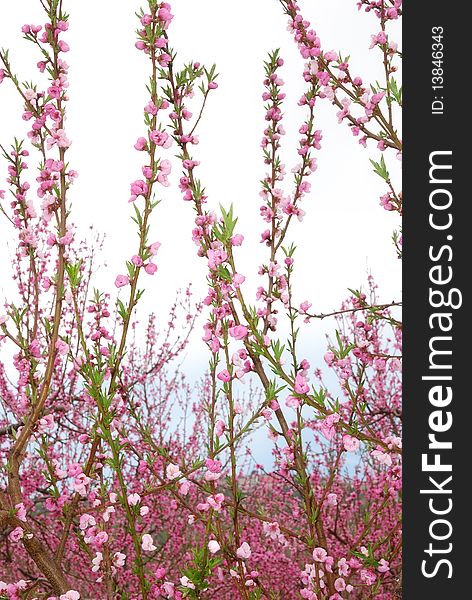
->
[369,155,390,182]
[179,546,221,597]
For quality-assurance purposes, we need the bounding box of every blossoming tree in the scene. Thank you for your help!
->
[0,0,402,598]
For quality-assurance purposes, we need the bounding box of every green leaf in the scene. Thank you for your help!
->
[369,155,390,182]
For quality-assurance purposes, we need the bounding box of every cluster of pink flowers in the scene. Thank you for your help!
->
[281,0,402,225]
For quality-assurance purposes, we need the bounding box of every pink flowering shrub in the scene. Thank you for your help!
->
[0,1,401,599]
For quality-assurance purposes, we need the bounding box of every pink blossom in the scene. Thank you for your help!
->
[91,552,103,573]
[115,274,130,288]
[371,92,385,105]
[58,40,70,52]
[159,158,172,175]
[127,493,141,506]
[150,129,172,148]
[285,395,301,409]
[166,463,181,480]
[338,558,350,577]
[360,569,377,585]
[129,179,148,202]
[180,576,195,590]
[24,88,37,101]
[9,527,24,542]
[371,449,393,467]
[143,165,153,179]
[95,531,109,546]
[144,262,158,275]
[149,241,161,255]
[73,473,90,496]
[324,50,338,62]
[313,547,328,562]
[294,373,309,394]
[217,369,231,382]
[15,503,27,522]
[216,420,226,437]
[236,542,252,560]
[158,53,172,67]
[134,137,147,151]
[233,273,245,287]
[60,592,80,600]
[207,493,225,512]
[320,413,340,440]
[208,540,221,554]
[326,493,338,507]
[55,339,69,356]
[141,533,156,552]
[334,578,346,592]
[231,234,244,246]
[324,351,336,366]
[158,6,174,27]
[229,325,248,340]
[38,414,55,432]
[343,435,360,452]
[29,339,42,358]
[155,37,167,49]
[179,481,191,496]
[378,559,390,573]
[204,458,222,481]
[79,514,96,530]
[113,552,126,568]
[299,301,312,314]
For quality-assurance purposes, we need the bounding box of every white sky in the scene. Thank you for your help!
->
[0,0,402,379]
